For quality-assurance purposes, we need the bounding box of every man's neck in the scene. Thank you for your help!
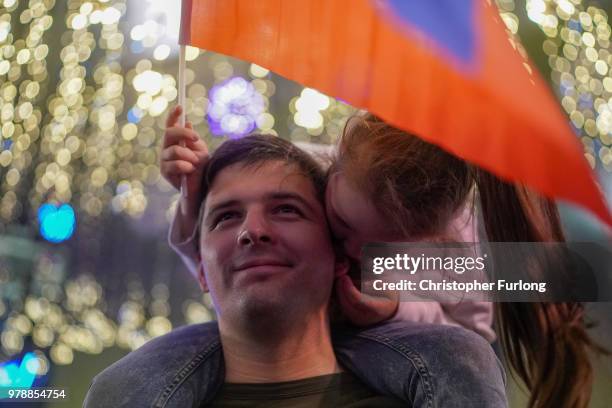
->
[219,314,341,383]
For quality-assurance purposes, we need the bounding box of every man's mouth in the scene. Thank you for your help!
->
[234,259,293,272]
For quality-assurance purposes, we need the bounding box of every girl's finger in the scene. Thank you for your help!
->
[192,138,209,155]
[165,105,182,128]
[337,275,390,317]
[161,160,196,176]
[161,145,200,164]
[163,128,200,147]
[336,275,368,312]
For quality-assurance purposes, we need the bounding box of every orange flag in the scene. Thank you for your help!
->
[180,0,612,227]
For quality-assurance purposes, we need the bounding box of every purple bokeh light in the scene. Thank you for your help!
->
[207,77,265,138]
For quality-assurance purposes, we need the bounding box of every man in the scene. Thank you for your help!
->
[193,135,409,406]
[84,135,507,407]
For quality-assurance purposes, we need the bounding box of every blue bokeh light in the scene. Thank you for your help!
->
[207,77,265,138]
[38,203,76,243]
[568,19,582,32]
[130,40,144,54]
[127,107,143,124]
[0,353,38,388]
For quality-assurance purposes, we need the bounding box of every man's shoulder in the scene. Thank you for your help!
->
[84,322,221,407]
[334,321,507,407]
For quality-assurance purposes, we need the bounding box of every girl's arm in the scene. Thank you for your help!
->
[161,105,209,277]
[168,210,200,278]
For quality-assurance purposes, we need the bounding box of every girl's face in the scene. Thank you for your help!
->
[325,172,397,259]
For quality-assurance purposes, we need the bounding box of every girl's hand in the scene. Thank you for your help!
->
[335,274,399,326]
[161,105,209,231]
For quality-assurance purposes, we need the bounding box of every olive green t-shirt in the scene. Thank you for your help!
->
[205,372,406,407]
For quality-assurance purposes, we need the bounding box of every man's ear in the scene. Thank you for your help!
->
[197,260,209,293]
[334,255,350,278]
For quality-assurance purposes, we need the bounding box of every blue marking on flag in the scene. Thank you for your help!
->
[384,0,476,65]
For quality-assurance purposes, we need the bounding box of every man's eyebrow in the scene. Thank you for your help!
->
[265,191,317,213]
[204,192,318,218]
[205,199,240,220]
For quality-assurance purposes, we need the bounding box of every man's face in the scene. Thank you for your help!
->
[199,160,337,326]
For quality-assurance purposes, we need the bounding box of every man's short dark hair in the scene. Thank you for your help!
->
[195,134,327,243]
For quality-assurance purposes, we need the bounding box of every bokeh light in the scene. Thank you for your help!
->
[38,203,76,243]
[0,352,40,388]
[207,77,265,138]
[504,0,612,171]
[294,88,330,130]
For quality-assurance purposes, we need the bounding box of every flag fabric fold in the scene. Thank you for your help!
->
[180,0,612,227]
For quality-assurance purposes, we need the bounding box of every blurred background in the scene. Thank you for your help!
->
[0,0,610,406]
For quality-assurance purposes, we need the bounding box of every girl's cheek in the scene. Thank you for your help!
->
[343,237,362,260]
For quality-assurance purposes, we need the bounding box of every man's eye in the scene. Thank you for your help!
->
[214,211,239,226]
[275,204,302,215]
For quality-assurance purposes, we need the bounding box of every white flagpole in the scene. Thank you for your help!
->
[178,44,188,198]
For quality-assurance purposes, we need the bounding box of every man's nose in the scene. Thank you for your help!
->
[237,211,273,246]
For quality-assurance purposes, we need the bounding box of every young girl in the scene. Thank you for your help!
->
[325,113,600,408]
[162,107,597,407]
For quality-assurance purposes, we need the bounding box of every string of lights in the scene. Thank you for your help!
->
[1,0,54,224]
[498,0,612,171]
